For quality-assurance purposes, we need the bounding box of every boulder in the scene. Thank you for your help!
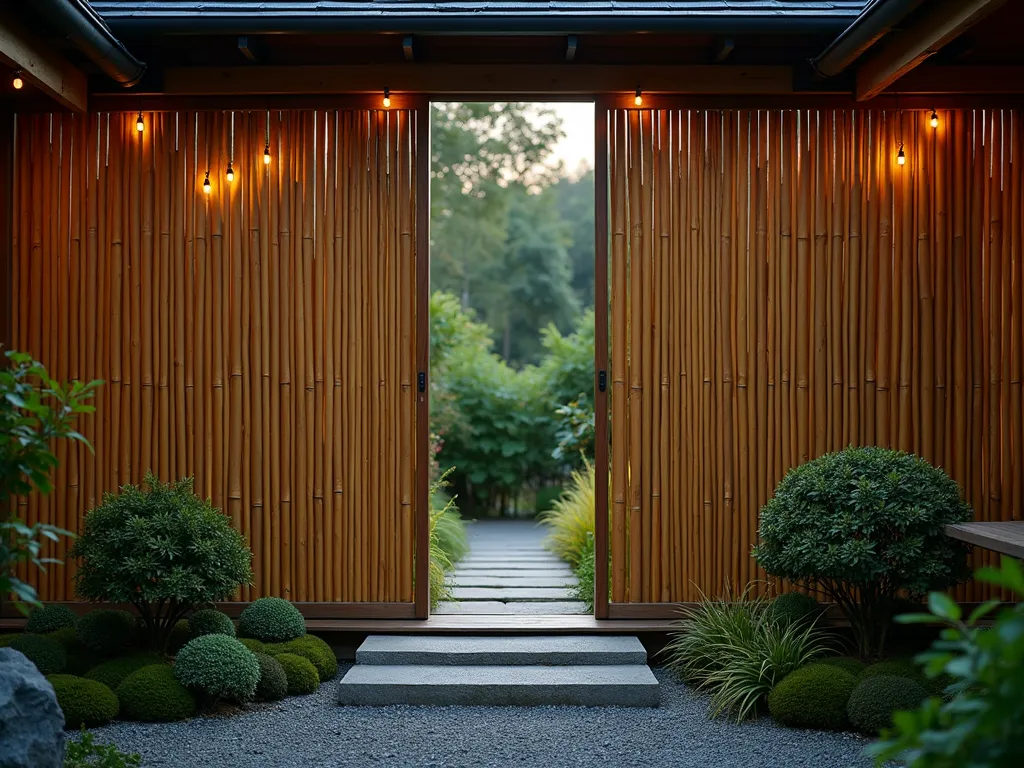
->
[0,648,65,768]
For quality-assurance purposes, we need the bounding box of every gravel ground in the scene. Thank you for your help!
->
[85,667,876,768]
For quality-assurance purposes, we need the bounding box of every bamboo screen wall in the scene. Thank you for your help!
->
[11,110,419,605]
[608,108,1023,605]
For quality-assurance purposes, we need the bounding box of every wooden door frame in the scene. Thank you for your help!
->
[593,96,610,620]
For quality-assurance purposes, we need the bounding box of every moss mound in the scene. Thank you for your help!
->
[76,610,138,657]
[47,674,119,729]
[188,609,236,640]
[26,605,78,634]
[768,663,858,731]
[847,675,928,735]
[238,597,305,643]
[768,592,820,626]
[48,626,79,651]
[174,634,260,703]
[10,634,67,675]
[818,656,868,676]
[254,652,288,702]
[274,652,319,695]
[238,637,266,654]
[167,619,191,654]
[85,653,165,691]
[267,635,338,681]
[858,658,923,684]
[116,664,196,722]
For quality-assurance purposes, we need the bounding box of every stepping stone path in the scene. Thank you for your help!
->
[435,519,589,615]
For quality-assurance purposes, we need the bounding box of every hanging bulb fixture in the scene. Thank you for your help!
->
[897,144,906,166]
[930,109,939,129]
[12,71,23,90]
[136,112,144,132]
[226,162,235,182]
[634,88,643,107]
[263,143,271,166]
[202,171,211,194]
[383,88,391,108]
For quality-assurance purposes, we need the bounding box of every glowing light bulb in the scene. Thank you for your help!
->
[12,72,23,90]
[930,110,939,129]
[202,172,211,194]
[897,145,906,166]
[263,144,271,165]
[226,163,234,182]
[136,112,144,132]
[383,88,391,108]
[634,88,643,107]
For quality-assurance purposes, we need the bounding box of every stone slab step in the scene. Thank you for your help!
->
[461,554,561,562]
[356,635,647,666]
[452,586,575,602]
[337,664,659,707]
[451,575,577,588]
[453,568,573,578]
[432,601,590,615]
[454,561,569,571]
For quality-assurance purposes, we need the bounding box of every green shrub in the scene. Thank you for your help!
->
[274,652,320,695]
[768,592,820,626]
[49,626,79,651]
[819,656,868,676]
[540,461,596,566]
[69,473,254,653]
[253,652,288,702]
[167,619,191,654]
[767,663,858,730]
[847,675,927,735]
[26,604,78,634]
[188,609,235,640]
[663,586,831,721]
[64,728,141,768]
[268,634,338,681]
[859,658,925,684]
[534,486,564,515]
[754,446,972,658]
[174,634,260,704]
[238,597,305,643]
[237,637,266,654]
[428,477,458,606]
[568,533,598,611]
[116,664,196,722]
[46,674,119,729]
[0,632,18,647]
[76,610,137,657]
[84,653,164,691]
[10,633,66,675]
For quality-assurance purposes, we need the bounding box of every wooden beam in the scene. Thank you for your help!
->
[162,64,797,96]
[855,0,1007,101]
[237,35,267,63]
[885,65,1024,94]
[402,35,415,62]
[565,35,578,63]
[0,9,86,112]
[712,38,735,64]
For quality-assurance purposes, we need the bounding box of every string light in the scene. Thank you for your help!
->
[897,144,906,166]
[136,112,144,132]
[634,88,643,107]
[226,162,234,182]
[930,109,939,129]
[202,171,211,194]
[264,143,271,165]
[12,71,23,90]
[383,88,391,108]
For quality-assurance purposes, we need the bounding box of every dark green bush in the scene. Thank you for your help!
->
[818,656,868,676]
[188,609,235,640]
[254,652,288,702]
[10,633,66,675]
[767,663,858,730]
[535,486,564,515]
[69,474,253,653]
[173,634,260,704]
[46,674,119,729]
[26,604,78,634]
[768,592,820,626]
[167,619,191,654]
[847,674,927,735]
[859,658,924,684]
[268,635,338,681]
[0,633,18,647]
[76,610,138,657]
[65,728,141,768]
[754,446,973,658]
[84,653,165,691]
[274,652,319,695]
[238,597,305,643]
[237,637,266,654]
[49,626,79,651]
[116,664,196,722]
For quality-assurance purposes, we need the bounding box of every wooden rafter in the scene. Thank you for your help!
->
[0,9,86,112]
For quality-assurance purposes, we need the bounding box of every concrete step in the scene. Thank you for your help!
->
[337,664,659,707]
[452,586,575,602]
[356,635,647,666]
[432,600,591,615]
[451,575,576,588]
[454,561,569,571]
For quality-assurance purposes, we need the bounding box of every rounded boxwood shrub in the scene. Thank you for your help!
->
[238,597,305,643]
[768,592,820,626]
[754,446,973,658]
[274,652,319,695]
[267,635,338,681]
[858,658,924,684]
[847,675,928,735]
[167,619,191,654]
[48,626,79,652]
[188,609,235,640]
[26,605,78,634]
[238,637,266,654]
[84,652,164,691]
[76,609,138,657]
[254,652,288,702]
[819,656,868,676]
[0,633,19,647]
[47,674,119,729]
[116,664,196,722]
[768,663,858,731]
[174,634,260,703]
[10,634,67,675]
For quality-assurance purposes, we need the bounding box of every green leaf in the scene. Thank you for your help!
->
[927,591,962,621]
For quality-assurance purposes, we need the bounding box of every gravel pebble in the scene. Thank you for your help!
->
[84,667,876,768]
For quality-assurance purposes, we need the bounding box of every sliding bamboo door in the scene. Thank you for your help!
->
[10,109,421,610]
[607,108,1023,608]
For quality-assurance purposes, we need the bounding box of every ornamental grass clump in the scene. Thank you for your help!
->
[174,634,260,705]
[238,597,305,643]
[26,604,78,634]
[70,473,253,654]
[540,460,596,567]
[754,446,972,658]
[662,585,830,722]
[47,674,120,729]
